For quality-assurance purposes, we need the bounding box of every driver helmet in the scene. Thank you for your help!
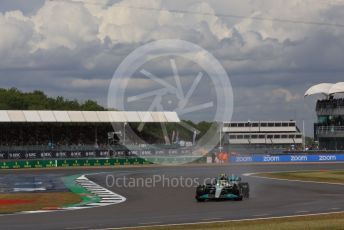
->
[220,173,227,180]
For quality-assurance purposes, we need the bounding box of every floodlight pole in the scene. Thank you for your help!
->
[302,120,306,151]
[248,121,251,147]
[302,95,306,151]
[123,122,127,145]
[219,122,222,152]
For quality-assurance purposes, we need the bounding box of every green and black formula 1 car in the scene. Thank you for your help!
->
[195,174,249,202]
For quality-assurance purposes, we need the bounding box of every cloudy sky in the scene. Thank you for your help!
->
[0,0,344,135]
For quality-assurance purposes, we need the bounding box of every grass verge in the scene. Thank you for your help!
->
[256,170,344,184]
[0,192,81,214]
[120,212,344,230]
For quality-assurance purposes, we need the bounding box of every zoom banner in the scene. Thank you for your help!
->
[230,154,344,163]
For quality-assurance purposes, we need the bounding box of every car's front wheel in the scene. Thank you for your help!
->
[196,185,206,195]
[196,185,207,202]
[196,197,205,202]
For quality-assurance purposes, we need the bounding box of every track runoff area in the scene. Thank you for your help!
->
[0,162,343,230]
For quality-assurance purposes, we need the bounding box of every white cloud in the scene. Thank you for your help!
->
[32,1,99,50]
[272,88,301,102]
[0,0,343,135]
[1,0,343,71]
[70,78,110,88]
[0,11,34,57]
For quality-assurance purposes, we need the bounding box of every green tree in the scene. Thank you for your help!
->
[81,100,105,111]
[0,88,106,111]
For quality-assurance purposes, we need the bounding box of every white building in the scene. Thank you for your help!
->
[222,121,303,150]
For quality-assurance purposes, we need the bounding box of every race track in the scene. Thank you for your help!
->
[0,163,344,230]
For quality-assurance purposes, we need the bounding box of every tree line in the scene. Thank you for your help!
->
[0,88,105,111]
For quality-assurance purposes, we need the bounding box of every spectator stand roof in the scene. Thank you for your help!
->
[305,82,344,97]
[0,111,180,123]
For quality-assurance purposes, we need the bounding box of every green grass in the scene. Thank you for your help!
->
[257,170,344,184]
[117,212,344,230]
[0,192,81,214]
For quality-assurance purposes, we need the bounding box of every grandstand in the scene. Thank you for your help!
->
[222,121,303,154]
[0,110,181,159]
[305,82,344,150]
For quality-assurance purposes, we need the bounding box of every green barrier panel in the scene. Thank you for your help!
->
[1,160,30,169]
[43,160,56,168]
[55,158,152,167]
[0,161,10,169]
[82,159,92,167]
[22,161,34,169]
[0,160,59,169]
[58,159,71,167]
[0,156,206,169]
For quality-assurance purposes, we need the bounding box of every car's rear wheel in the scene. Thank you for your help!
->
[239,183,250,199]
[232,184,240,196]
[235,196,243,201]
[196,197,205,202]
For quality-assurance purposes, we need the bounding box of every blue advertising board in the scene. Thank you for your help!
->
[230,154,344,163]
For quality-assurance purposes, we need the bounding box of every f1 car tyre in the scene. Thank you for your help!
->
[239,182,250,198]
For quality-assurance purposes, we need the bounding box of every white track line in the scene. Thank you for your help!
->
[252,213,269,217]
[243,172,344,186]
[295,210,309,214]
[100,211,344,230]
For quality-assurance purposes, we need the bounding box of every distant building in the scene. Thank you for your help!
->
[222,121,303,153]
[305,82,344,150]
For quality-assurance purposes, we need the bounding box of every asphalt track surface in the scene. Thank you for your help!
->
[0,163,344,230]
